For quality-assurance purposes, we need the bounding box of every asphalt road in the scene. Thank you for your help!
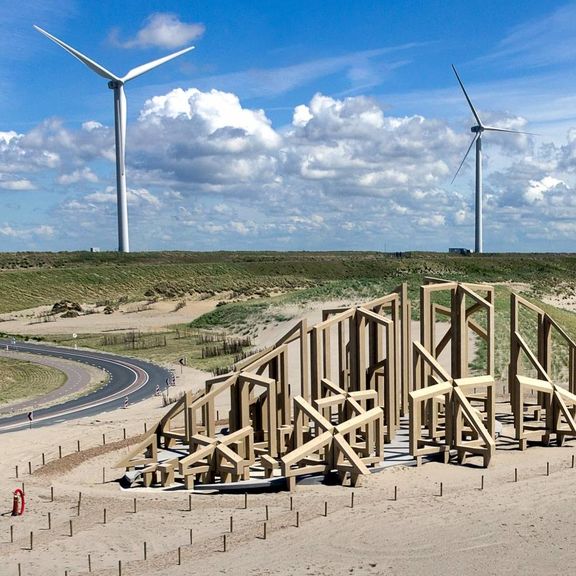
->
[0,339,170,433]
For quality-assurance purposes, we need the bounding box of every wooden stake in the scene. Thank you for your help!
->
[440,482,443,497]
[118,560,122,576]
[77,440,81,452]
[351,492,355,508]
[229,515,233,533]
[144,422,147,433]
[77,492,82,516]
[88,553,92,573]
[290,495,293,511]
[59,445,62,459]
[28,461,32,475]
[263,522,267,540]
[515,468,518,483]
[244,492,248,509]
[10,525,14,543]
[102,433,106,446]
[296,511,300,527]
[103,508,107,524]
[481,475,485,491]
[50,486,54,502]
[188,494,192,512]
[572,454,575,469]
[189,528,193,545]
[123,428,127,440]
[42,453,45,466]
[265,504,269,521]
[223,534,227,552]
[178,546,182,566]
[394,485,398,501]
[133,497,137,514]
[29,531,33,550]
[18,563,21,576]
[143,541,147,560]
[48,512,51,530]
[15,465,18,479]
[547,462,550,476]
[69,520,73,537]
[324,501,328,517]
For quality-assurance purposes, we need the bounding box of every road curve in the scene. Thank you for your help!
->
[0,339,170,433]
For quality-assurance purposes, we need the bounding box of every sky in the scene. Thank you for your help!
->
[1,0,576,253]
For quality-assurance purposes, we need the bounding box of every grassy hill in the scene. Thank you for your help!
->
[0,251,575,314]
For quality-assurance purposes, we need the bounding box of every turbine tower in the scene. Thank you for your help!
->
[451,64,530,254]
[34,26,194,253]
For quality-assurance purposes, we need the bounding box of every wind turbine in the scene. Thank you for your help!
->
[34,25,194,253]
[451,64,531,254]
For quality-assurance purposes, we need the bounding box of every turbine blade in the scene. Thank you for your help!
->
[451,64,483,128]
[482,125,537,136]
[34,25,120,81]
[451,133,478,184]
[121,46,195,83]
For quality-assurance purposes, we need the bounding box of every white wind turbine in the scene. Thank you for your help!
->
[451,64,532,254]
[34,25,194,253]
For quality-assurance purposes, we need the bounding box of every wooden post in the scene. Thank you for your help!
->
[29,531,33,550]
[59,445,62,459]
[77,492,82,516]
[103,508,107,524]
[394,486,398,501]
[244,492,248,509]
[440,482,443,497]
[10,525,14,543]
[290,496,293,511]
[48,512,51,530]
[88,554,92,573]
[188,494,192,512]
[50,486,54,502]
[351,492,355,508]
[572,454,575,469]
[296,511,300,528]
[265,504,269,521]
[324,501,328,517]
[514,468,518,483]
[103,433,106,446]
[42,453,45,465]
[133,497,137,513]
[189,528,193,545]
[229,516,233,533]
[123,428,127,440]
[143,541,147,560]
[481,475,484,491]
[77,440,81,452]
[118,560,122,576]
[223,534,227,552]
[263,522,267,540]
[18,564,21,576]
[69,520,73,537]
[144,422,147,433]
[15,465,18,479]
[178,546,181,566]
[28,461,32,475]
[547,462,550,476]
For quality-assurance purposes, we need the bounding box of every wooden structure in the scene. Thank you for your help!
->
[116,285,410,489]
[509,293,576,449]
[409,279,496,467]
[116,279,576,490]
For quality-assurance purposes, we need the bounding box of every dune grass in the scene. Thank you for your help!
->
[0,356,66,405]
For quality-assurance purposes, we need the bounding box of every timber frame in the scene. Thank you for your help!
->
[116,278,576,490]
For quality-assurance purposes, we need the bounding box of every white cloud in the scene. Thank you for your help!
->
[0,224,54,238]
[0,178,35,190]
[113,13,204,50]
[58,167,98,185]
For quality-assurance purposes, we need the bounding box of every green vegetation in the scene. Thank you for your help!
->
[1,251,576,314]
[0,357,66,405]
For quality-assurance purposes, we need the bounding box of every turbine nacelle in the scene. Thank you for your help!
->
[471,125,482,134]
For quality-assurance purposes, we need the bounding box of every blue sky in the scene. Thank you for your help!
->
[1,0,576,252]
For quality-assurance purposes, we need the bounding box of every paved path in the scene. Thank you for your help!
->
[0,339,169,433]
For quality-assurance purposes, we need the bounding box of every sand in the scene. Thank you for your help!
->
[1,296,575,575]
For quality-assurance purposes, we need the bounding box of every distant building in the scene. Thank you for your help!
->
[90,247,101,253]
[449,248,471,255]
